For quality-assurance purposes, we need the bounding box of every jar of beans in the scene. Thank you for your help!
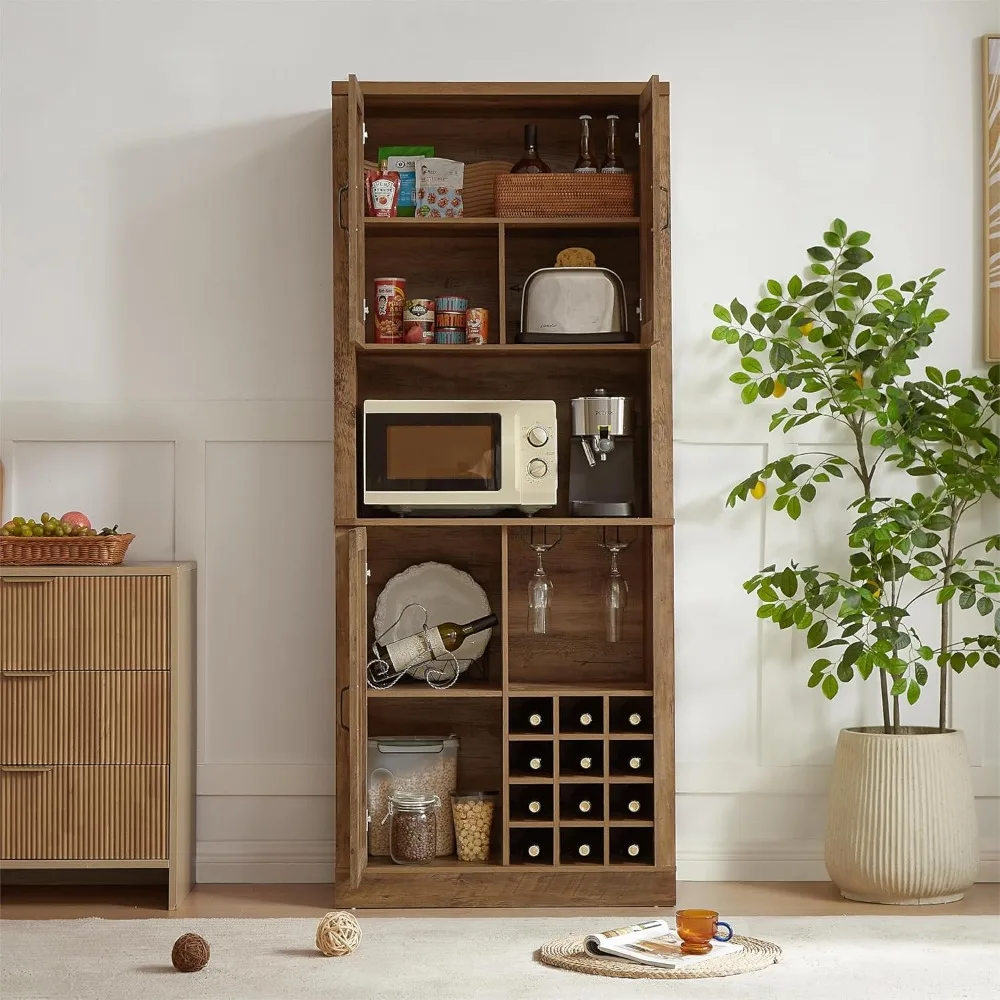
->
[388,791,439,865]
[451,792,496,862]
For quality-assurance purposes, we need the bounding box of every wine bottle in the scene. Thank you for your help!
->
[527,843,541,858]
[573,115,597,173]
[626,842,640,858]
[528,712,543,728]
[374,613,498,676]
[600,114,624,174]
[627,799,641,814]
[511,124,551,174]
[577,841,592,858]
[627,711,642,728]
[529,756,543,771]
[579,755,593,771]
[628,755,642,770]
[579,712,594,728]
[527,799,542,814]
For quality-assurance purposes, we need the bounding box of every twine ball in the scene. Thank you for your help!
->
[171,932,210,973]
[315,910,362,957]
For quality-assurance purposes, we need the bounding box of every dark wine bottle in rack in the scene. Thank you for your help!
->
[559,696,603,734]
[560,784,604,820]
[610,828,653,865]
[610,697,653,734]
[560,828,604,864]
[510,785,553,822]
[510,828,553,865]
[510,697,553,735]
[609,740,653,776]
[609,783,652,820]
[510,741,553,778]
[559,740,604,778]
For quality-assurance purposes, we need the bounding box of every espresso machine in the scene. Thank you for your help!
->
[569,389,636,517]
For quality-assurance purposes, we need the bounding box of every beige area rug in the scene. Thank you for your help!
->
[1,915,997,999]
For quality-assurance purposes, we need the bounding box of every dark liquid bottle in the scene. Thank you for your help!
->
[511,124,551,174]
[574,115,597,173]
[600,114,624,174]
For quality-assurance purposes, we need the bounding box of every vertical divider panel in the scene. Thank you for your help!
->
[498,222,507,343]
[603,694,611,865]
[552,694,561,866]
[651,525,675,870]
[500,526,510,865]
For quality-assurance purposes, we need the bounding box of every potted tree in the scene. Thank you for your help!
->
[712,219,1000,903]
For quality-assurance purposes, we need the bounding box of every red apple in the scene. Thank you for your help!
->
[61,511,92,529]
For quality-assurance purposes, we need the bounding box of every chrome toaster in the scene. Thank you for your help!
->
[518,267,629,344]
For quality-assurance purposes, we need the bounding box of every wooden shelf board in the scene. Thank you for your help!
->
[558,732,606,741]
[508,685,654,697]
[364,216,640,234]
[557,819,606,828]
[508,733,555,742]
[356,343,650,356]
[340,516,671,527]
[608,819,655,828]
[508,775,555,784]
[508,820,554,828]
[554,775,605,784]
[607,776,655,784]
[366,682,502,698]
[366,855,502,872]
[607,731,655,740]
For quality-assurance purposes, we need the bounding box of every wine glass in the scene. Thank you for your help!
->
[525,527,561,635]
[599,528,633,643]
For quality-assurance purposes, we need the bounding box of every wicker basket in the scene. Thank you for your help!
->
[494,173,636,218]
[364,159,512,218]
[0,533,135,567]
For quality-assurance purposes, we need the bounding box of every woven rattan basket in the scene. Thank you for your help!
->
[0,533,135,567]
[494,173,636,218]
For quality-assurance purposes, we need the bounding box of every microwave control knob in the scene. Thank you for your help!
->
[526,425,549,448]
[527,458,548,479]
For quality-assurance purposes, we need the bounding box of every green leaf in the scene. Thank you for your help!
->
[741,382,759,405]
[837,663,854,683]
[821,674,839,700]
[800,281,826,296]
[842,247,874,266]
[766,279,782,297]
[927,367,943,386]
[750,312,765,332]
[807,620,829,648]
[952,652,967,673]
[847,231,871,246]
[807,246,834,262]
[946,369,961,384]
[779,568,798,597]
[758,297,781,313]
[959,590,976,610]
[739,332,754,356]
[725,329,740,344]
[787,497,802,520]
[877,273,892,291]
[811,263,831,276]
[906,679,920,705]
[937,585,957,605]
[831,219,848,238]
[823,231,842,248]
[910,565,935,582]
[730,299,748,325]
[979,596,994,616]
[926,309,949,324]
[915,664,929,686]
[742,356,762,374]
[814,291,833,313]
[788,274,802,298]
[711,325,730,342]
[801,483,817,503]
[730,372,751,384]
[890,677,907,697]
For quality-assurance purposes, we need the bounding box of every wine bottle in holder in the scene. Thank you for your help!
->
[372,613,497,679]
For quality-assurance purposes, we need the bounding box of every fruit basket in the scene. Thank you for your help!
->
[1,515,134,567]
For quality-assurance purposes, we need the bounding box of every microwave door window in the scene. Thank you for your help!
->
[367,413,501,491]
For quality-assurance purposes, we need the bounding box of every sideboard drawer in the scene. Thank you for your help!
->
[0,672,168,764]
[0,765,168,860]
[0,576,169,670]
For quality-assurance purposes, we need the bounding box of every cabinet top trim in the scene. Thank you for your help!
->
[332,81,670,98]
[1,562,195,579]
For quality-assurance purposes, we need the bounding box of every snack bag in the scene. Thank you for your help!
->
[378,146,434,217]
[415,158,465,218]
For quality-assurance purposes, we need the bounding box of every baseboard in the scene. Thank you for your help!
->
[194,840,1000,884]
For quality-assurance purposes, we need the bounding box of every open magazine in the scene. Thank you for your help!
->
[583,918,743,969]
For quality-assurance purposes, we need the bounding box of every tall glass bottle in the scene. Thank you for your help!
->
[574,115,597,173]
[600,114,625,174]
[511,124,551,174]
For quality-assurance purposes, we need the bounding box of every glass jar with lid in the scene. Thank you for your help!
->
[388,791,439,865]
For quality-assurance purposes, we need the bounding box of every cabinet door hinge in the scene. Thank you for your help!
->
[635,122,641,146]
[363,299,370,319]
[637,298,643,323]
[366,564,371,581]
[362,121,368,144]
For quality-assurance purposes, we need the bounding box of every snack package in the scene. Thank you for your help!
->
[365,163,401,217]
[415,158,465,218]
[378,146,434,217]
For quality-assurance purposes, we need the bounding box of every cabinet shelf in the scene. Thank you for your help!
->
[366,681,502,698]
[356,342,650,355]
[365,216,640,235]
[339,517,673,527]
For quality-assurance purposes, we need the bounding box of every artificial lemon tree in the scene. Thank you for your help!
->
[713,220,1000,733]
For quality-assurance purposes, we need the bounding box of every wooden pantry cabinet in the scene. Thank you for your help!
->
[332,79,674,907]
[0,563,195,910]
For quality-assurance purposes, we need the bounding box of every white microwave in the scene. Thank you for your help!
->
[362,399,558,515]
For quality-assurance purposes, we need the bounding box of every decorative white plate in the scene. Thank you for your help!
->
[373,561,493,679]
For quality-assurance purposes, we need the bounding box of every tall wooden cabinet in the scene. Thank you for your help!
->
[0,563,195,910]
[333,79,674,907]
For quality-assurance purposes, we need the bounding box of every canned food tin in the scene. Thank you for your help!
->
[404,320,435,344]
[466,307,489,345]
[374,278,407,343]
[404,298,435,324]
[435,328,466,345]
[436,296,468,314]
[435,310,467,330]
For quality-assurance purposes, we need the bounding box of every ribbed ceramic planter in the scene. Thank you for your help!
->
[824,727,979,905]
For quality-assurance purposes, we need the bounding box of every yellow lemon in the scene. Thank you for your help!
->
[751,480,766,500]
[800,321,814,334]
[851,369,864,388]
[772,379,787,398]
[865,580,881,599]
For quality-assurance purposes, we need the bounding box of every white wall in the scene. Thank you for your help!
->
[2,0,997,883]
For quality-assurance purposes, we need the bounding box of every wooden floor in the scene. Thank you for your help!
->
[1,881,997,919]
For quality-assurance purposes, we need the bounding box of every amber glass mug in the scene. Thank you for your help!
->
[675,909,734,955]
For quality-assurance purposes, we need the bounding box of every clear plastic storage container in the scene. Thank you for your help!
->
[367,736,459,857]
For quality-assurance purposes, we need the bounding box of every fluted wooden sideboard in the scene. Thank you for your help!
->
[0,563,195,909]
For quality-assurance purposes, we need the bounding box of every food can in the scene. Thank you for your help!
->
[435,328,466,345]
[466,308,489,345]
[436,296,468,314]
[435,310,467,330]
[403,320,435,344]
[404,298,435,325]
[374,278,407,343]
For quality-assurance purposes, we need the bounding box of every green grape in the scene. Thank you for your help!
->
[12,516,25,527]
[31,526,44,536]
[54,527,65,537]
[43,524,54,536]
[19,526,32,537]
[41,512,51,523]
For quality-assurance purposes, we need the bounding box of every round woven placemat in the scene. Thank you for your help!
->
[538,934,781,980]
